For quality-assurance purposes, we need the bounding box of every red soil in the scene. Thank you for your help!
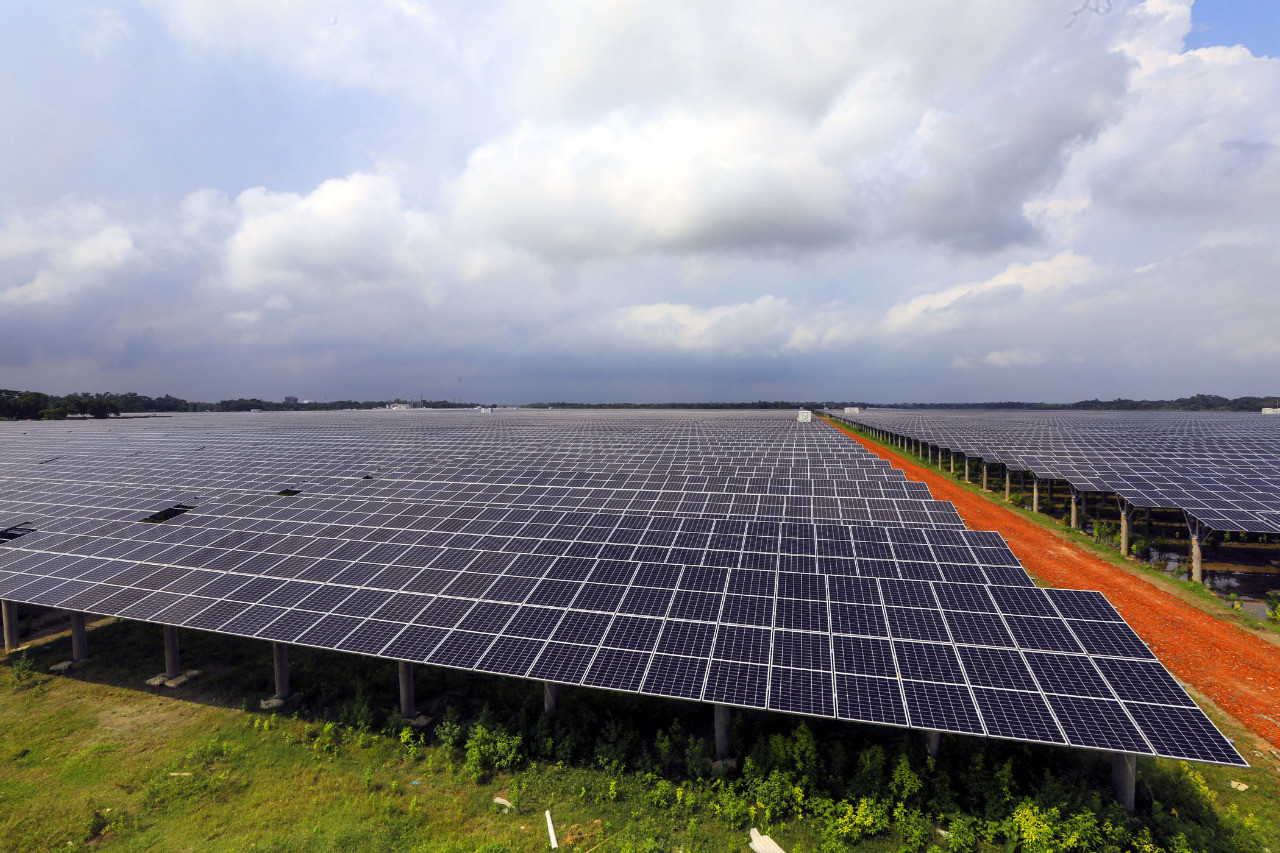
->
[825,418,1280,749]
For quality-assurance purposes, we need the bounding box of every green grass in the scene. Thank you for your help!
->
[2,617,1279,853]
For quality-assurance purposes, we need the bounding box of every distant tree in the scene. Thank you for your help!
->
[0,390,51,420]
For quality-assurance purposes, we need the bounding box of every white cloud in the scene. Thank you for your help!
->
[881,251,1099,335]
[143,0,463,95]
[609,296,798,356]
[449,112,851,259]
[0,202,143,306]
[4,0,1280,403]
[221,172,447,304]
[951,351,1056,371]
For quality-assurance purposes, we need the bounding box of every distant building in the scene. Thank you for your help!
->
[284,396,298,404]
[1264,408,1279,414]
[844,406,861,413]
[797,410,812,422]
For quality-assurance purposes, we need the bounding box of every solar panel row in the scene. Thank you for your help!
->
[827,410,1280,534]
[0,409,1246,766]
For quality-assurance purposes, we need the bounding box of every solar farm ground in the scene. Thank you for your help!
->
[2,614,1278,853]
[0,410,1277,852]
[822,417,1280,754]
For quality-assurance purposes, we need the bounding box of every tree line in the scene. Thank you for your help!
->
[4,388,1277,420]
[0,390,491,420]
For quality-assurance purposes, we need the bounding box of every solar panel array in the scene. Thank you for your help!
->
[829,410,1280,534]
[0,410,1245,765]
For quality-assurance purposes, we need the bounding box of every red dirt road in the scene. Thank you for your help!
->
[825,418,1280,749]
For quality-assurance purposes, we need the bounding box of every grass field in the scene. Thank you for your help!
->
[2,615,1278,853]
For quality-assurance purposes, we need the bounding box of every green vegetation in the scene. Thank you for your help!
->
[2,618,1277,852]
[0,389,494,420]
[8,389,1278,421]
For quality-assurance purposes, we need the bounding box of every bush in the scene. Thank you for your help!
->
[435,706,464,750]
[10,650,34,687]
[463,721,523,782]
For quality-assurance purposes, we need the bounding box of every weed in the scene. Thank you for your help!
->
[10,649,34,687]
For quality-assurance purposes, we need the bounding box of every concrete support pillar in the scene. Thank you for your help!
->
[925,730,941,759]
[962,456,969,483]
[1112,752,1136,814]
[1004,467,1011,501]
[273,642,290,700]
[398,661,415,719]
[163,625,181,679]
[71,612,88,662]
[1191,533,1203,583]
[1070,490,1079,529]
[949,452,955,475]
[1119,501,1136,557]
[1032,478,1040,514]
[981,463,989,492]
[2,600,18,652]
[714,704,731,761]
[544,681,559,714]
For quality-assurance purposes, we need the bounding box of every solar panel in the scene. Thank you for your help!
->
[0,409,1246,766]
[829,409,1280,534]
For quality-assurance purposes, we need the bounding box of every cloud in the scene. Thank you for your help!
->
[222,172,447,304]
[952,350,1048,370]
[881,251,1100,335]
[0,202,143,307]
[3,0,1280,404]
[143,0,463,96]
[449,113,853,259]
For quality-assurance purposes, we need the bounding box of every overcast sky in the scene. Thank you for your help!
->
[1,1,1277,404]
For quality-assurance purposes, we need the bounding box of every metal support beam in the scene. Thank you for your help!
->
[273,642,290,700]
[544,681,559,714]
[163,625,181,679]
[2,600,18,652]
[714,704,731,761]
[1112,752,1136,814]
[71,612,88,662]
[925,730,941,758]
[398,661,415,719]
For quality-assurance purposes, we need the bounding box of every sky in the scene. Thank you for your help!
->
[1,0,1278,405]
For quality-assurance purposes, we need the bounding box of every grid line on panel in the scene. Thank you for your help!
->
[696,561,733,702]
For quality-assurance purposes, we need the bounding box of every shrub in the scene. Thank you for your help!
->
[434,706,464,750]
[10,650,34,687]
[463,721,523,782]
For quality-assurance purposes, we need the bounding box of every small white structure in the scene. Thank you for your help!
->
[1263,408,1279,414]
[480,407,492,413]
[797,410,812,423]
[843,406,861,414]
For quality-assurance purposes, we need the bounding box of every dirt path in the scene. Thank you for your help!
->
[824,418,1280,750]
